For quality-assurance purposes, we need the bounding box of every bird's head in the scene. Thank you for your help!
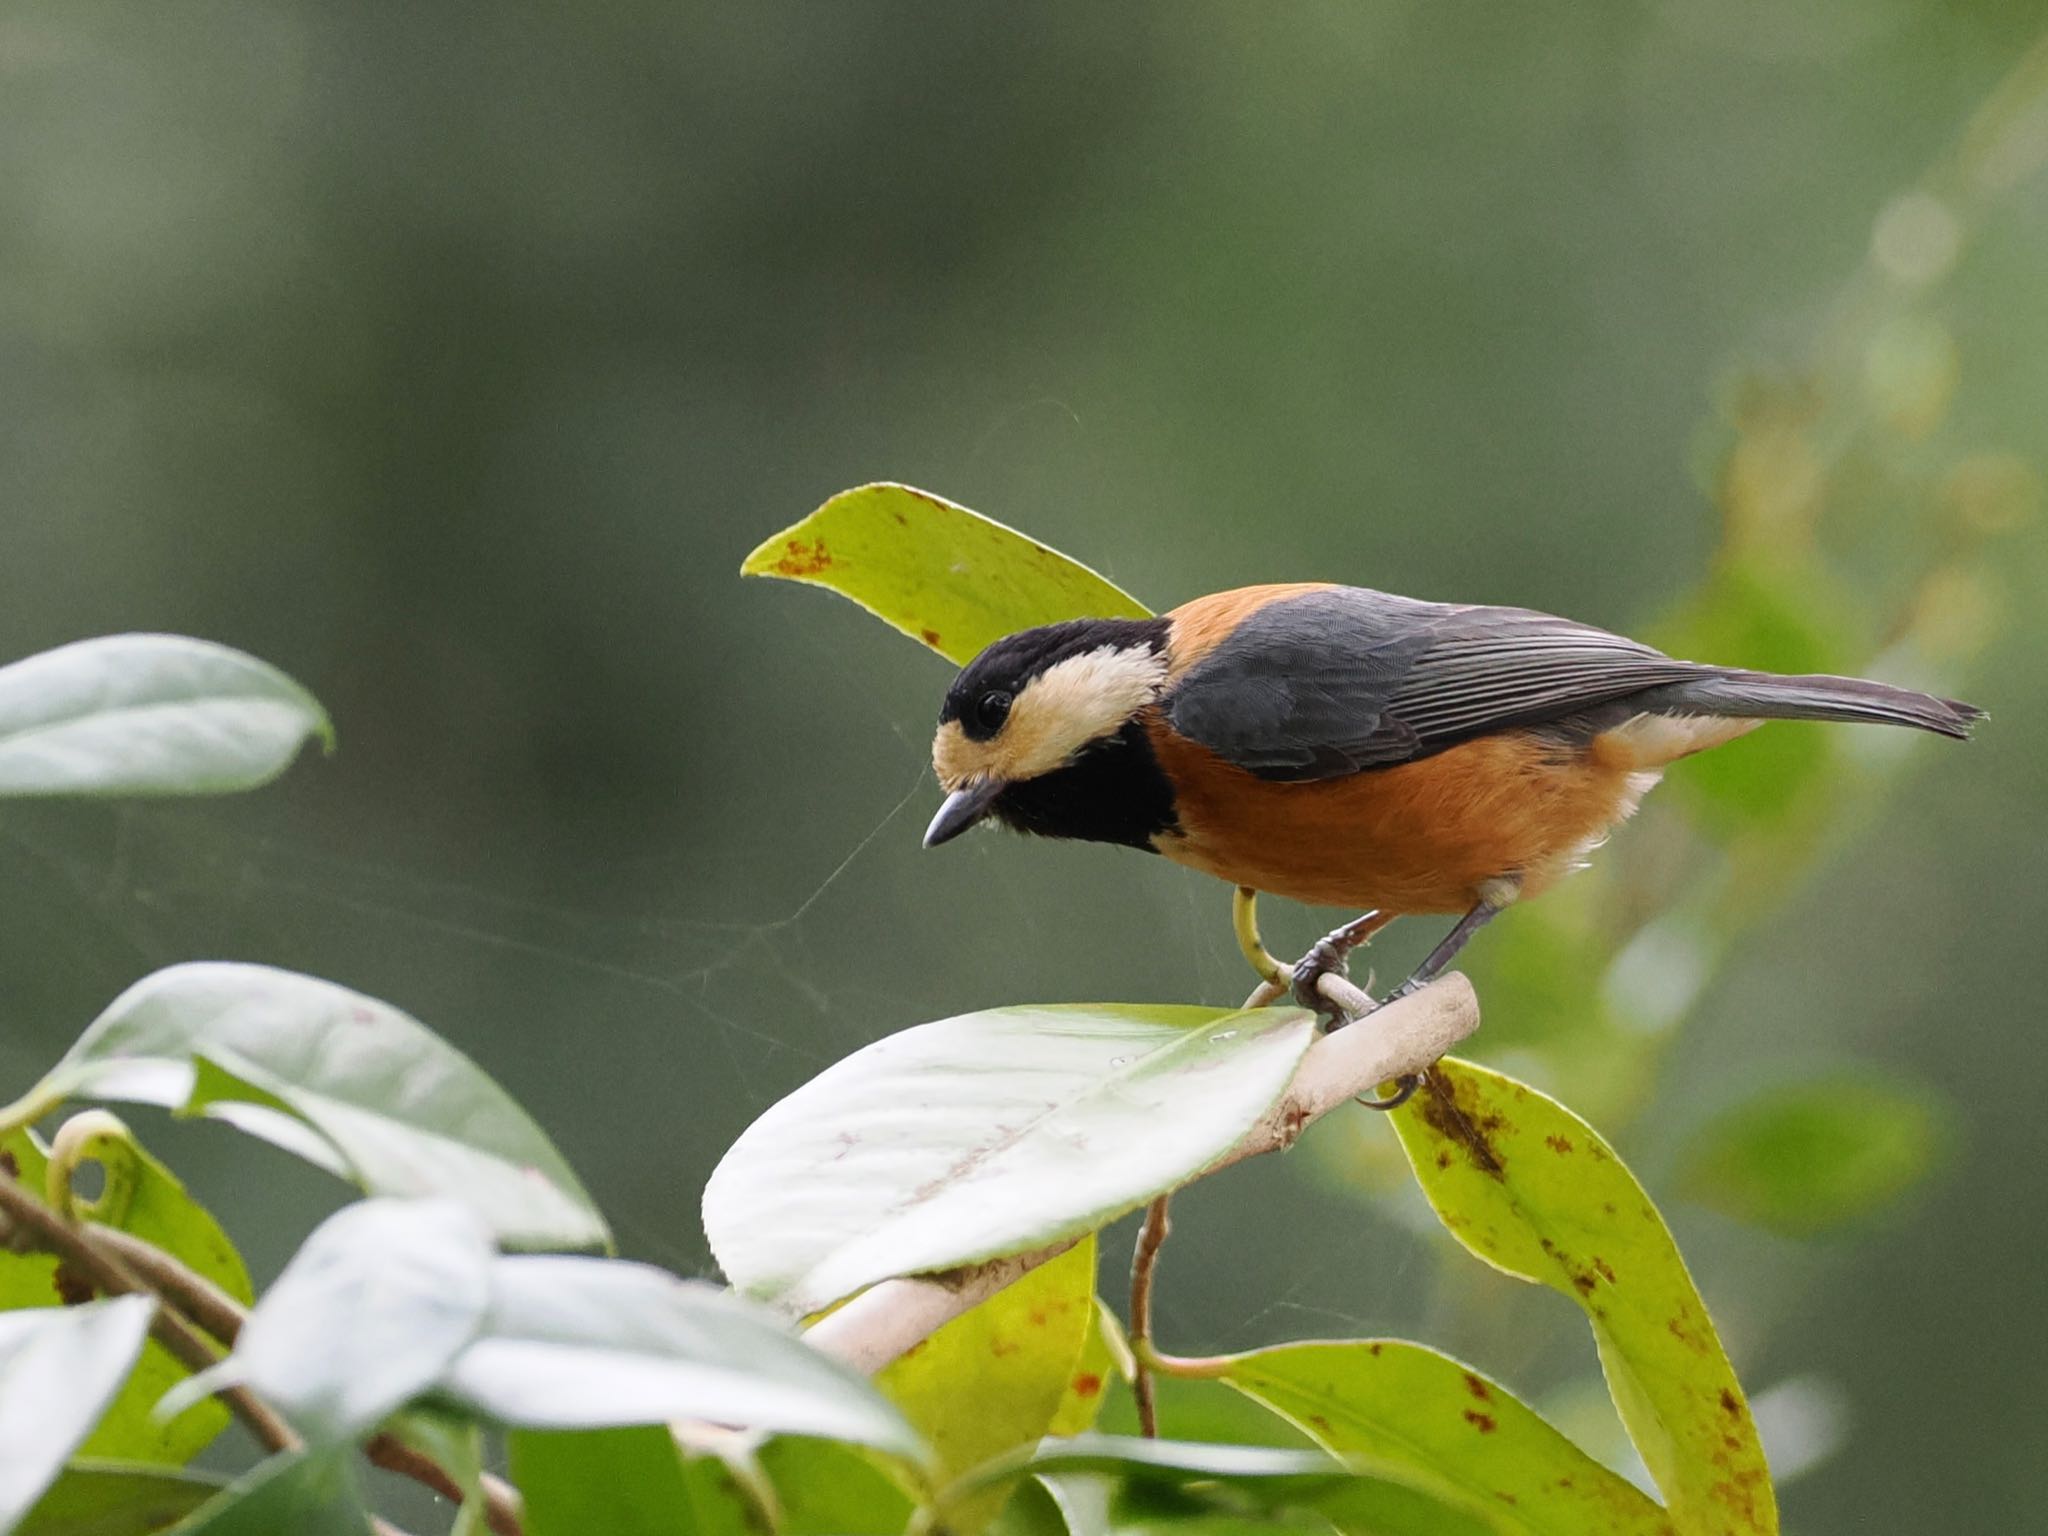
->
[924,616,1171,848]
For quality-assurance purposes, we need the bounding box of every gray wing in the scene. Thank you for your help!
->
[1165,586,1706,781]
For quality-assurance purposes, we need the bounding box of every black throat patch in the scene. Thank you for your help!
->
[989,716,1178,852]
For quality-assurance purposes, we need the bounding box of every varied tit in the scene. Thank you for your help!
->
[923,581,1981,1074]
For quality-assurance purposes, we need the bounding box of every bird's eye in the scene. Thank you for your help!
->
[974,690,1013,732]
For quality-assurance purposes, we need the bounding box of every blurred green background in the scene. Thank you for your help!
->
[3,3,2044,1529]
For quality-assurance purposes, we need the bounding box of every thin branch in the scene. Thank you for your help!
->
[1128,1195,1172,1437]
[804,973,1479,1373]
[88,1224,250,1346]
[2,1171,525,1536]
[0,1169,300,1453]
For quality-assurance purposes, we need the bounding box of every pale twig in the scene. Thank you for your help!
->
[804,973,1479,1373]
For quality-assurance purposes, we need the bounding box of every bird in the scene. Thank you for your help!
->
[921,581,1981,1099]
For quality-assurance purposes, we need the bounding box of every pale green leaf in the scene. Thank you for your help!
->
[880,1235,1098,1533]
[0,1298,157,1529]
[1393,1060,1776,1534]
[0,635,330,798]
[1674,1075,1947,1236]
[1216,1339,1671,1535]
[0,1123,242,1464]
[957,1433,1345,1505]
[742,483,1151,664]
[441,1256,926,1461]
[21,962,609,1252]
[17,1461,226,1536]
[162,1450,370,1535]
[705,1003,1315,1314]
[169,1199,495,1444]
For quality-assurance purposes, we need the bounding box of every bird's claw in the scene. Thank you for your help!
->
[1355,1074,1420,1112]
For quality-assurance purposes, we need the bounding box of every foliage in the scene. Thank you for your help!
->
[0,504,1799,1536]
[0,128,2012,1526]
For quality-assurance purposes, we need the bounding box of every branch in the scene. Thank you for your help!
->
[0,1169,525,1536]
[804,973,1479,1374]
[0,1168,300,1454]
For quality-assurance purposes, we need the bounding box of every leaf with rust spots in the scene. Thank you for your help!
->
[1217,1338,1672,1535]
[1048,1297,1132,1436]
[877,1238,1096,1535]
[741,483,1150,666]
[1392,1058,1777,1534]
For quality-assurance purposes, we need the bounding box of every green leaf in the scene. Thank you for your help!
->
[1674,1075,1947,1236]
[0,634,330,798]
[1049,1298,1132,1437]
[168,1199,495,1444]
[756,1436,917,1536]
[441,1255,926,1461]
[510,1426,755,1536]
[0,1298,157,1529]
[1033,1471,1341,1536]
[880,1236,1098,1533]
[19,962,609,1252]
[741,483,1151,664]
[1309,1475,1497,1536]
[1,1123,242,1465]
[1393,1059,1776,1534]
[0,1130,235,1466]
[705,1003,1315,1314]
[17,1461,227,1536]
[1215,1339,1670,1535]
[161,1450,370,1535]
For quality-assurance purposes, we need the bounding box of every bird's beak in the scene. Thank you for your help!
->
[923,778,1006,848]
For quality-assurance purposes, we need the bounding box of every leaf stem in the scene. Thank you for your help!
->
[0,1082,64,1145]
[1130,1338,1231,1380]
[1232,887,1289,988]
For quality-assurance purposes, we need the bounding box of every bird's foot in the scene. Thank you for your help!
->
[1291,910,1392,1024]
[1290,936,1372,1022]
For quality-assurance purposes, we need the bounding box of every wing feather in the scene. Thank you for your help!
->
[1165,587,1703,781]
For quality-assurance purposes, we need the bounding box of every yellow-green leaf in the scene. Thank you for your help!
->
[1393,1060,1776,1536]
[756,1436,916,1536]
[19,1461,226,1536]
[1048,1297,1132,1437]
[741,483,1151,664]
[879,1236,1097,1533]
[0,1124,245,1464]
[1215,1339,1671,1536]
[1674,1075,1948,1237]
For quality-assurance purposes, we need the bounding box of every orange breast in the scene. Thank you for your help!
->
[1146,717,1660,913]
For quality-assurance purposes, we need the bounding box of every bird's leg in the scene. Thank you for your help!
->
[1346,894,1508,1113]
[1385,896,1506,1002]
[1289,909,1397,1017]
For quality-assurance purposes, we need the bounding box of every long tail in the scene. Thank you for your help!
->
[1640,669,1984,739]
